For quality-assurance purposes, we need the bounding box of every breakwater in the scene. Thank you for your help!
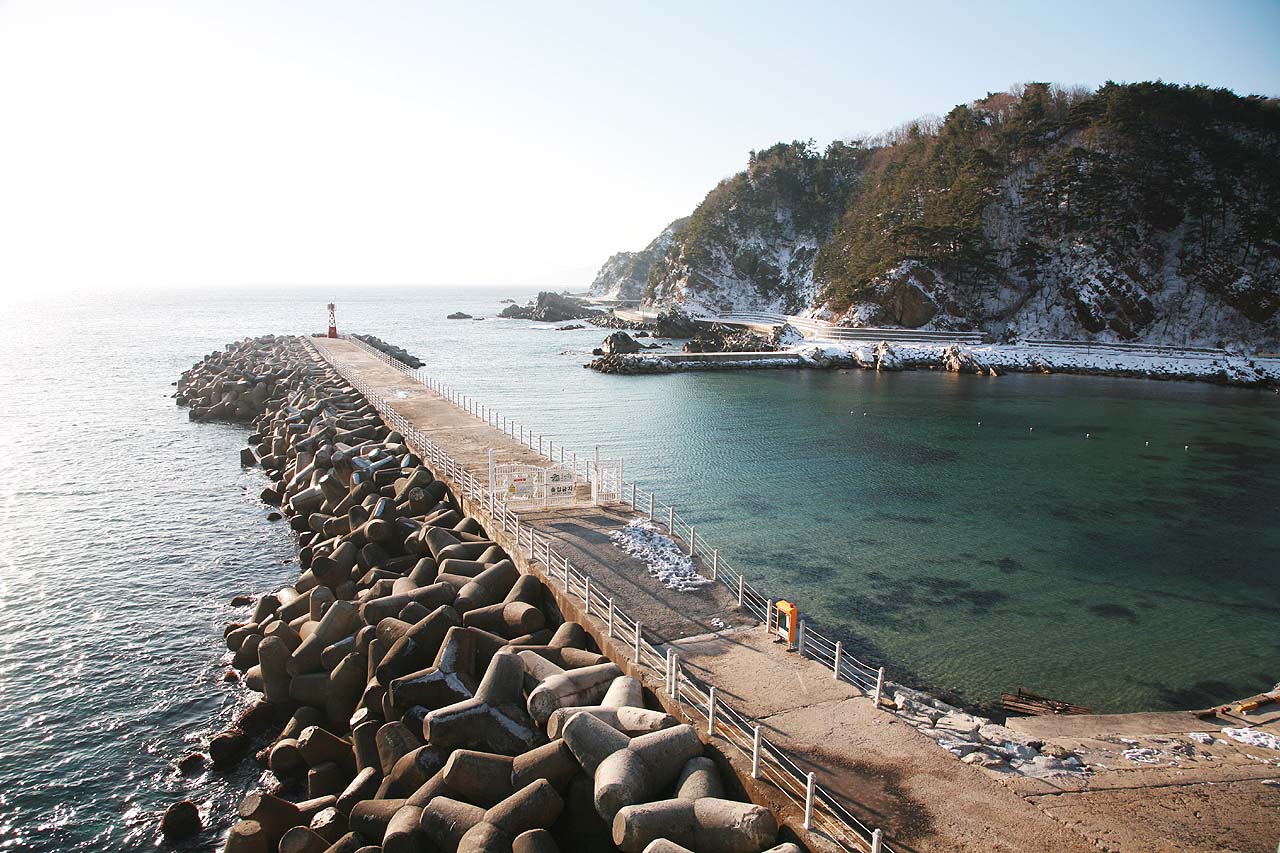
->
[586,340,1280,386]
[176,335,800,853]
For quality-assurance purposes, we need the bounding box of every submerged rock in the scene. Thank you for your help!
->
[447,312,473,320]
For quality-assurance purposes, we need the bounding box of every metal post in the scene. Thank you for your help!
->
[766,598,774,635]
[871,829,883,853]
[737,575,745,607]
[563,556,570,592]
[631,482,636,507]
[583,576,591,615]
[664,650,673,695]
[634,621,642,663]
[671,653,679,697]
[707,686,717,735]
[538,435,543,454]
[803,772,816,830]
[688,526,696,557]
[648,493,654,521]
[529,530,536,559]
[875,666,886,706]
[711,549,718,580]
[834,641,843,679]
[514,517,521,543]
[797,619,806,655]
[607,598,614,637]
[751,725,761,778]
[668,506,675,533]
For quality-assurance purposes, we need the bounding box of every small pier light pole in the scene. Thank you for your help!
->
[327,303,338,338]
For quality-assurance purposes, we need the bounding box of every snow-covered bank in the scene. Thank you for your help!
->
[587,339,1280,387]
[800,340,1280,387]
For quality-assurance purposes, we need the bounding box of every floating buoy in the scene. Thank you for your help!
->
[977,421,982,425]
[1145,441,1149,447]
[1029,427,1033,431]
[1086,433,1090,438]
[1184,445,1189,451]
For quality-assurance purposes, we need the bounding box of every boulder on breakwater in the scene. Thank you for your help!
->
[351,334,424,369]
[682,325,778,354]
[176,333,787,852]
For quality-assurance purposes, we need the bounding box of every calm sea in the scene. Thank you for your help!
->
[0,285,1276,850]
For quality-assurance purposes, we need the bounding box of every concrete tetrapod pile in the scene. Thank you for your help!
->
[177,334,796,853]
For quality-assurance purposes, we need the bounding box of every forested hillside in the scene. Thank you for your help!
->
[589,82,1280,349]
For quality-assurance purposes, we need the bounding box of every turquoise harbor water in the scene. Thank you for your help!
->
[0,285,1276,850]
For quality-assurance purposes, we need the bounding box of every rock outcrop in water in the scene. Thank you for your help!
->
[500,292,602,323]
[176,334,784,853]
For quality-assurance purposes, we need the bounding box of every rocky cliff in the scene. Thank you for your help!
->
[587,218,689,300]
[591,83,1280,350]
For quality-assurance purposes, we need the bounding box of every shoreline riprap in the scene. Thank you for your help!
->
[174,335,799,853]
[588,339,1280,387]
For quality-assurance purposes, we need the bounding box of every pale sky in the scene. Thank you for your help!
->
[1,0,1277,293]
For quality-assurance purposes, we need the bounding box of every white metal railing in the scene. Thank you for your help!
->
[705,312,987,345]
[311,337,895,853]
[613,306,662,323]
[1022,338,1232,358]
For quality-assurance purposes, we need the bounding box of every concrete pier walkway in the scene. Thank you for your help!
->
[310,336,1277,853]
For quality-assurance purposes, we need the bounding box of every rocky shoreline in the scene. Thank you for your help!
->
[172,334,799,853]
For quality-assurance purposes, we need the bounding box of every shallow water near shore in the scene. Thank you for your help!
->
[0,285,1276,850]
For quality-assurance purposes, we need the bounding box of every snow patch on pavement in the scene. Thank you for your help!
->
[1223,728,1280,751]
[610,519,713,592]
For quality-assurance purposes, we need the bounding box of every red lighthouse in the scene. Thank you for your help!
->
[327,303,338,338]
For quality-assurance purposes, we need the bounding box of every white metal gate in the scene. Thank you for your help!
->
[590,458,624,504]
[490,461,546,504]
[489,454,588,507]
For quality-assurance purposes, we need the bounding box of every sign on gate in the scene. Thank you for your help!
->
[491,462,546,503]
[546,465,577,503]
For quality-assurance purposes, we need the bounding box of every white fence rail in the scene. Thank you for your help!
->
[613,306,662,323]
[318,335,895,853]
[703,312,988,345]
